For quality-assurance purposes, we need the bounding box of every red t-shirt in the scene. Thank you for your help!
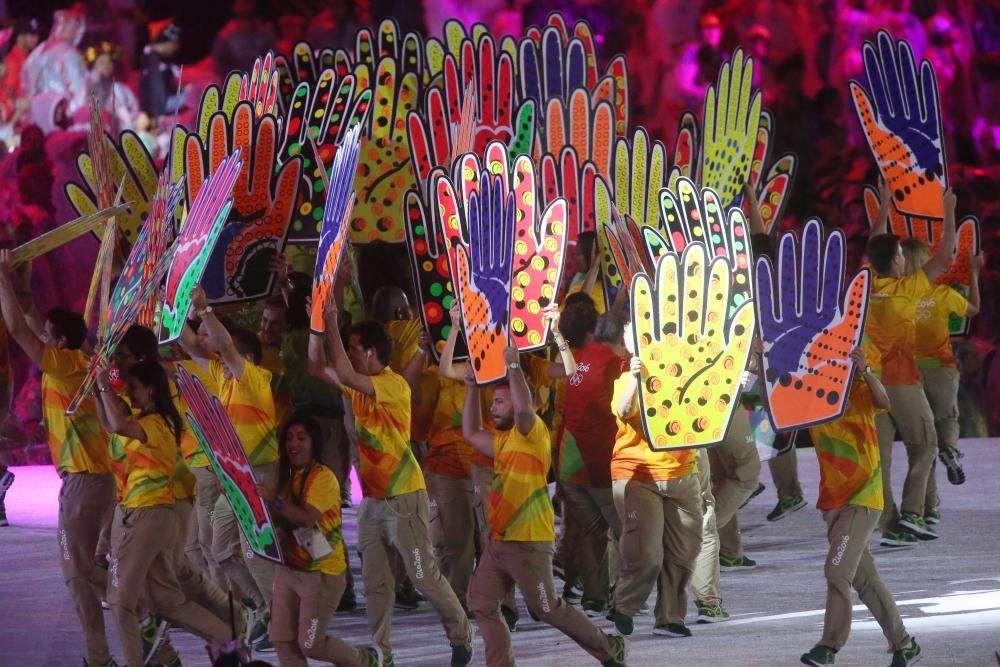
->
[558,342,625,487]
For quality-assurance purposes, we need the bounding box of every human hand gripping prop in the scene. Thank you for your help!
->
[630,242,755,450]
[851,30,946,220]
[754,219,871,431]
[176,365,283,563]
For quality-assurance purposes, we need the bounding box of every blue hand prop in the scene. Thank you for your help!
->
[468,171,514,323]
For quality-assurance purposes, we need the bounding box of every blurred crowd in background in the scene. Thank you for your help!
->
[0,0,998,462]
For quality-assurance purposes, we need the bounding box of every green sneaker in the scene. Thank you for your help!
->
[363,646,385,666]
[601,633,628,667]
[606,607,634,636]
[719,554,757,571]
[924,508,940,525]
[801,644,837,665]
[248,614,269,643]
[899,513,938,540]
[582,597,606,618]
[139,615,169,665]
[696,604,730,623]
[767,495,807,521]
[888,638,922,666]
[880,528,918,548]
[253,633,275,654]
[652,622,692,637]
[450,622,475,667]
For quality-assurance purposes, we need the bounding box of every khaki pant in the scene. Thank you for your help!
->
[707,411,760,560]
[469,539,616,666]
[560,481,621,605]
[611,475,703,623]
[819,505,910,651]
[690,450,721,607]
[920,366,960,515]
[426,471,478,607]
[769,447,803,500]
[58,472,116,665]
[876,384,937,529]
[187,465,227,588]
[213,462,277,610]
[472,464,518,616]
[357,490,472,659]
[109,505,230,667]
[270,566,369,667]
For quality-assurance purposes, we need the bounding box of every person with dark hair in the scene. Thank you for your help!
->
[0,249,114,667]
[258,295,291,422]
[462,347,627,666]
[548,306,626,617]
[309,304,474,666]
[564,232,607,314]
[866,187,958,547]
[93,358,230,667]
[256,413,383,666]
[185,286,279,652]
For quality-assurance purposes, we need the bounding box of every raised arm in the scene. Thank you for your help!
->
[966,253,982,317]
[922,189,957,282]
[94,362,147,440]
[742,180,766,235]
[543,305,577,379]
[870,177,891,237]
[190,286,244,380]
[580,241,602,296]
[439,300,469,382]
[503,346,536,436]
[851,346,890,411]
[461,366,494,458]
[614,356,642,419]
[323,302,375,397]
[0,249,45,366]
[402,328,430,403]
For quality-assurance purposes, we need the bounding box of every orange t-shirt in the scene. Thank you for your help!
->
[610,373,696,482]
[867,269,935,385]
[423,375,476,479]
[915,284,968,369]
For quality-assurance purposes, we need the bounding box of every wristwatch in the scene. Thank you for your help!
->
[507,361,521,370]
[197,305,213,317]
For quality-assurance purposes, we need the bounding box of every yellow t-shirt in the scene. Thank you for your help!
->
[915,284,968,368]
[424,375,475,479]
[342,368,424,498]
[386,317,422,373]
[279,464,346,576]
[258,333,292,425]
[121,414,177,509]
[609,374,696,482]
[173,453,197,500]
[40,346,109,474]
[489,415,555,542]
[176,360,214,468]
[210,360,278,466]
[867,269,934,385]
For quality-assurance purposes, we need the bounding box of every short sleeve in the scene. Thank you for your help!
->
[371,371,408,406]
[40,346,87,376]
[305,467,340,514]
[207,359,225,388]
[241,363,273,394]
[938,285,969,317]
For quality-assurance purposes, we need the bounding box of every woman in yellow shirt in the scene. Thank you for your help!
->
[94,359,230,667]
[258,413,383,667]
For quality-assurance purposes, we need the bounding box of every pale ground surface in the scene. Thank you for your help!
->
[1,438,998,667]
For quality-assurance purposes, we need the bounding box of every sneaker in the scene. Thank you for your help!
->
[341,497,353,508]
[652,622,692,637]
[636,601,650,615]
[450,623,475,667]
[696,604,730,623]
[924,509,940,526]
[767,495,807,521]
[601,633,628,667]
[719,555,757,571]
[501,604,518,632]
[938,446,965,485]
[606,607,634,636]
[394,590,419,611]
[888,638,922,666]
[801,644,837,665]
[140,615,169,666]
[879,528,919,548]
[740,482,766,509]
[582,598,606,618]
[252,633,275,653]
[363,646,385,666]
[562,580,582,603]
[248,615,269,643]
[0,468,13,495]
[899,513,937,540]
